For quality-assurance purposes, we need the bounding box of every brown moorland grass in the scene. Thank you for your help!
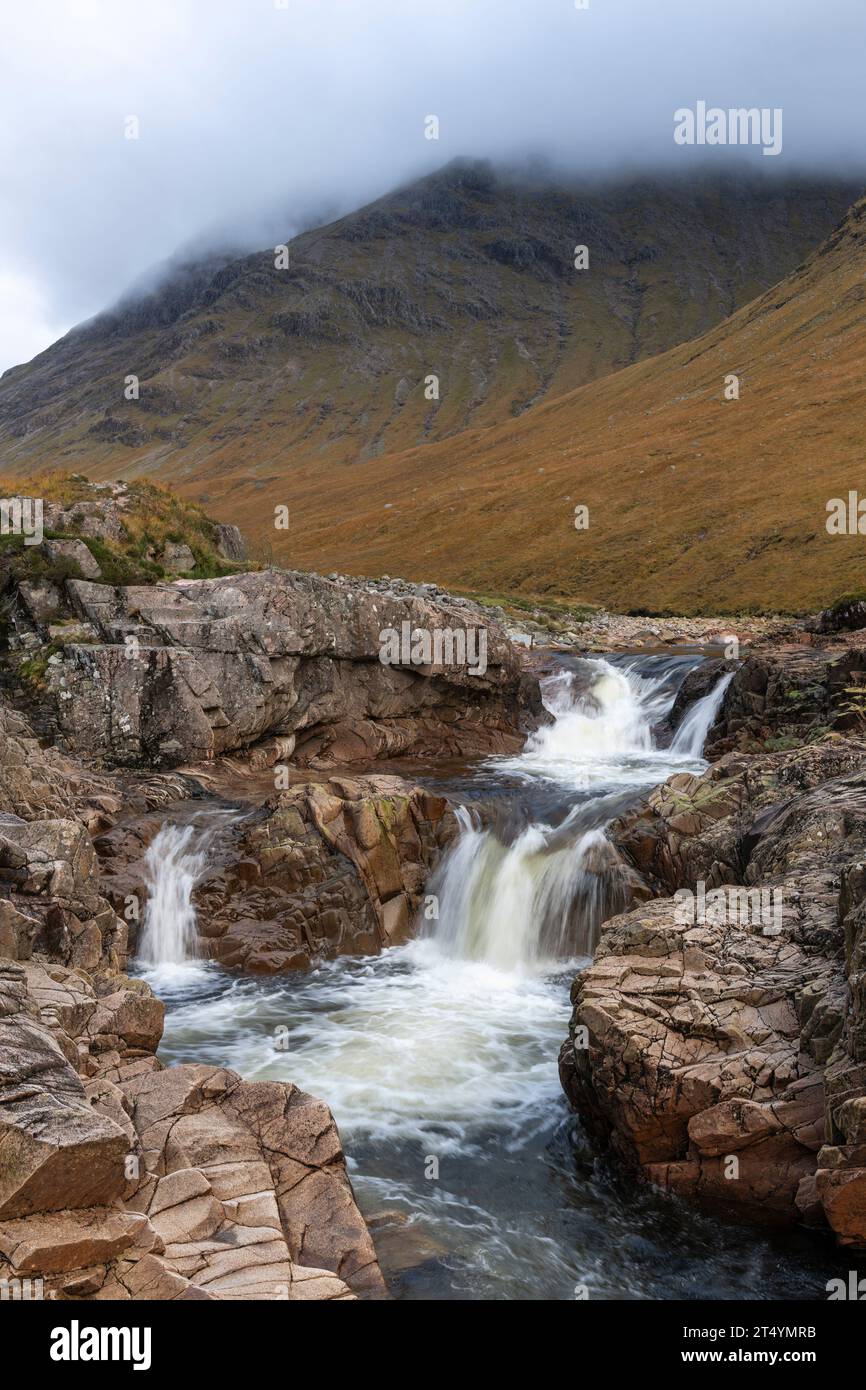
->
[260,194,866,614]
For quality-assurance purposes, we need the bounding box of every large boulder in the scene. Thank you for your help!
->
[705,636,866,755]
[44,569,539,768]
[0,959,384,1300]
[0,963,130,1220]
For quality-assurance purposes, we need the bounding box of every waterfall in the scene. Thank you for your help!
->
[426,660,675,968]
[137,823,209,966]
[517,661,664,765]
[427,657,726,969]
[430,808,631,969]
[670,672,733,757]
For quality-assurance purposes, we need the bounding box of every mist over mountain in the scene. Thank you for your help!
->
[1,161,858,521]
[4,0,866,373]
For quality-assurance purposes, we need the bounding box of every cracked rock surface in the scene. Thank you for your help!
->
[560,726,866,1245]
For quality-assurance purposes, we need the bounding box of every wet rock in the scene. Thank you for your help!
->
[562,737,866,1245]
[705,635,866,755]
[115,776,456,973]
[665,658,729,737]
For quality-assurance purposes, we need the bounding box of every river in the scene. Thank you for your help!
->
[135,651,854,1300]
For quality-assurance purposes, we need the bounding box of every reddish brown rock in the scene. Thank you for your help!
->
[563,737,866,1246]
[100,775,456,973]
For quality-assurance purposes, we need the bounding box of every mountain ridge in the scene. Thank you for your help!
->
[0,160,859,481]
[280,191,866,613]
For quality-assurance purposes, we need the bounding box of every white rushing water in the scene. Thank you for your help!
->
[670,670,734,756]
[150,655,819,1300]
[152,659,725,1138]
[138,823,209,967]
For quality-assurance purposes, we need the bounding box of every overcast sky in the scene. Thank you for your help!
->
[2,0,865,374]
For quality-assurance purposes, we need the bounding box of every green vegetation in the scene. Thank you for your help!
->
[0,472,252,599]
[461,588,597,633]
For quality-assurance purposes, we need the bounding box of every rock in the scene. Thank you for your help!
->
[0,1208,150,1273]
[0,810,127,972]
[559,893,828,1224]
[705,636,866,755]
[120,1064,384,1297]
[0,940,383,1299]
[17,580,62,625]
[43,497,125,543]
[810,598,866,635]
[0,696,120,826]
[97,776,455,971]
[45,569,539,768]
[42,538,102,580]
[159,542,195,573]
[214,523,246,563]
[0,963,130,1219]
[562,736,866,1245]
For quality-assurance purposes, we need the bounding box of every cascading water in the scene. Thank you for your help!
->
[670,671,734,756]
[148,652,844,1300]
[428,657,698,967]
[137,823,209,966]
[430,809,630,969]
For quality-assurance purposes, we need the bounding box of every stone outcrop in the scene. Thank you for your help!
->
[706,635,866,756]
[95,775,456,973]
[0,814,129,972]
[809,598,866,636]
[39,569,538,768]
[200,776,455,971]
[0,688,387,1299]
[0,957,384,1300]
[214,524,246,563]
[560,737,866,1246]
[0,698,120,830]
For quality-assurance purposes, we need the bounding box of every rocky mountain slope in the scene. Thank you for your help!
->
[259,190,866,614]
[0,162,858,569]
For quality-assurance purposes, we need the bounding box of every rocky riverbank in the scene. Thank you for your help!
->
[0,698,391,1299]
[0,482,533,1298]
[560,631,866,1250]
[4,476,866,1295]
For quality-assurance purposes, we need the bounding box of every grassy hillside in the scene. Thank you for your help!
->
[0,472,247,594]
[271,194,866,614]
[0,161,857,522]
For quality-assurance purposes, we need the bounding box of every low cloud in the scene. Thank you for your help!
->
[2,0,865,372]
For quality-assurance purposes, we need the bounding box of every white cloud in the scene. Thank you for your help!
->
[1,0,865,373]
[0,270,71,377]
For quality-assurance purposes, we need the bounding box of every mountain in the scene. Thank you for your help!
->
[280,192,866,614]
[0,160,859,555]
